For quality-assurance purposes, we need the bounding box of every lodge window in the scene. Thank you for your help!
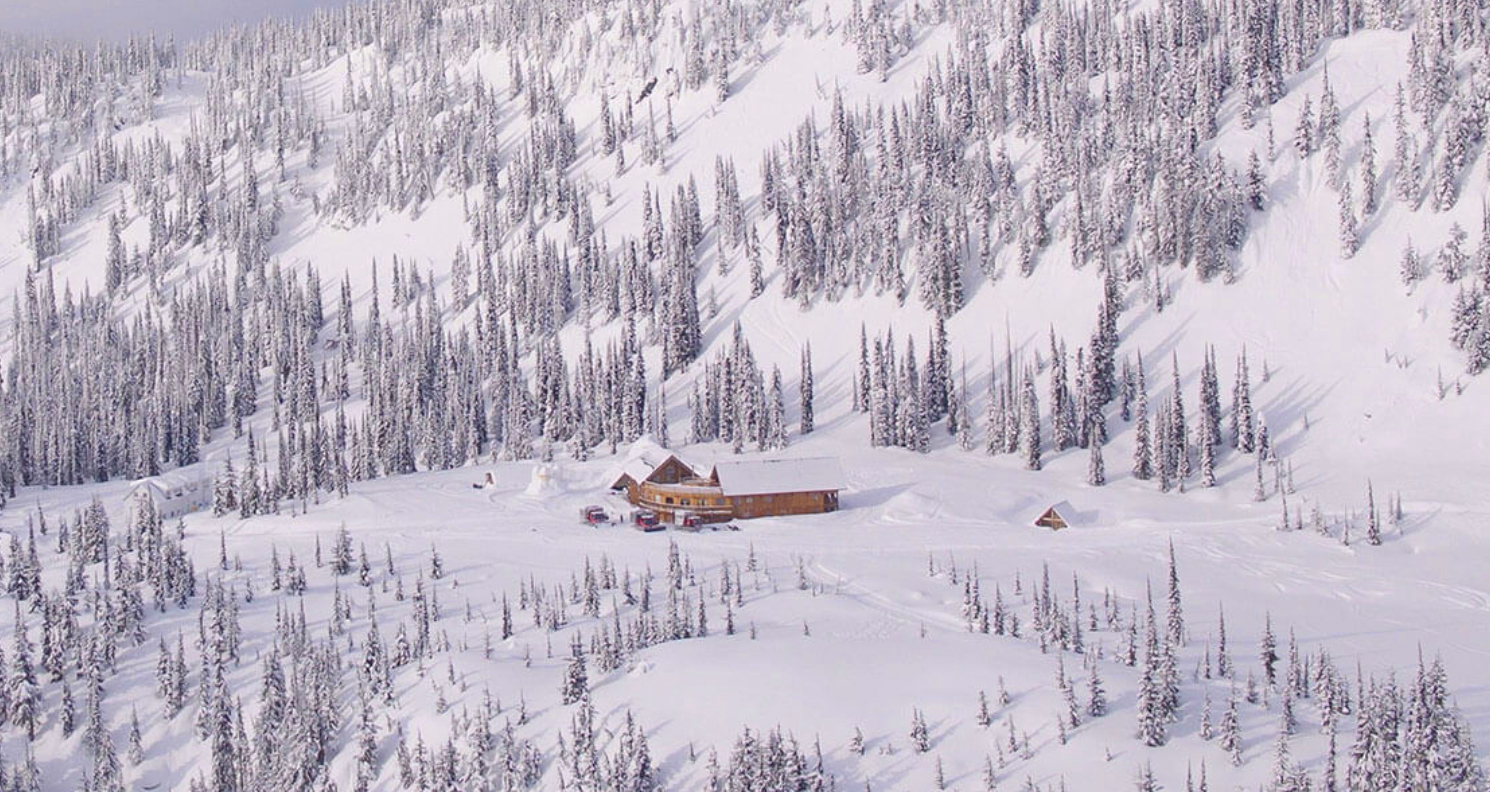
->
[681,499,691,506]
[665,497,674,504]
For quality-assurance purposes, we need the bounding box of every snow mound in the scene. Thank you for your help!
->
[524,464,565,497]
[878,490,943,525]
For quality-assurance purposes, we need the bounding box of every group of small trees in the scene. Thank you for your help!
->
[932,544,1484,792]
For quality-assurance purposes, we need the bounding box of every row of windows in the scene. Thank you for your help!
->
[649,491,835,508]
[659,495,801,505]
[663,496,728,506]
[658,494,832,502]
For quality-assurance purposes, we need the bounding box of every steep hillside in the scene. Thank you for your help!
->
[0,0,1486,508]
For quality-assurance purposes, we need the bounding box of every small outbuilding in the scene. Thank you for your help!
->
[1032,501,1078,531]
[128,470,213,521]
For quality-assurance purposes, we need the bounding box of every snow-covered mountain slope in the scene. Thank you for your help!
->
[0,0,1487,788]
[1,0,1486,507]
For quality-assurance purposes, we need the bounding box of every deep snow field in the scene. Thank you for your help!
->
[3,422,1488,790]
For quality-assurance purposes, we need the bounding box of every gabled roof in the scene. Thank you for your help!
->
[1033,500,1079,526]
[643,454,700,483]
[604,438,673,488]
[609,455,663,488]
[603,438,703,489]
[710,457,845,497]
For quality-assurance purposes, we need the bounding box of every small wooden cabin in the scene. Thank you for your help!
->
[1033,501,1077,530]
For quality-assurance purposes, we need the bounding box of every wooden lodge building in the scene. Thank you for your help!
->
[611,454,845,523]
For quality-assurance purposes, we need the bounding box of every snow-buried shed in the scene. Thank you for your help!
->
[1032,501,1080,530]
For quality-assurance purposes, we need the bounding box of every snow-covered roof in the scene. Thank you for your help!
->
[1032,500,1080,526]
[612,456,660,486]
[711,457,845,497]
[129,468,211,494]
[602,437,678,488]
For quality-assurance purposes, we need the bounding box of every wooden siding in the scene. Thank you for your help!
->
[727,490,839,520]
[628,480,840,522]
[611,474,640,501]
[1034,508,1068,530]
[643,456,697,485]
[635,481,733,523]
